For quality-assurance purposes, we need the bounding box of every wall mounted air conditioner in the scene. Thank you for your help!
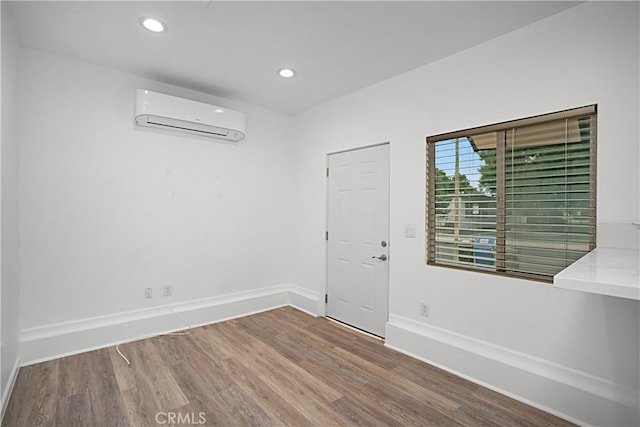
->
[135,89,246,142]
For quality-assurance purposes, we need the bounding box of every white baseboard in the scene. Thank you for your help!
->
[19,284,323,366]
[286,285,325,316]
[385,314,640,427]
[1,356,20,423]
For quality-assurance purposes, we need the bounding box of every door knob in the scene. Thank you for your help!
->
[372,254,388,261]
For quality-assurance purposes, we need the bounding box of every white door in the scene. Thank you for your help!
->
[326,143,389,337]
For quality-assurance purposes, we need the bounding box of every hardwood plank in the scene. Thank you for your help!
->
[260,310,340,358]
[453,402,538,427]
[84,349,129,426]
[5,360,58,426]
[189,324,237,362]
[261,313,379,387]
[297,352,370,393]
[472,386,575,427]
[150,333,189,366]
[394,362,555,427]
[55,393,93,427]
[392,362,480,400]
[234,314,306,364]
[57,351,128,426]
[154,334,234,393]
[165,360,237,425]
[302,318,399,370]
[364,376,464,427]
[452,404,506,427]
[224,320,345,425]
[120,386,162,426]
[164,404,211,426]
[243,337,343,404]
[205,317,344,405]
[107,345,136,392]
[2,307,575,427]
[221,358,315,427]
[219,333,344,415]
[116,339,189,426]
[56,353,90,397]
[270,305,317,329]
[300,353,460,427]
[126,339,189,409]
[330,395,394,427]
[200,319,261,364]
[257,371,349,426]
[218,384,277,426]
[331,346,460,417]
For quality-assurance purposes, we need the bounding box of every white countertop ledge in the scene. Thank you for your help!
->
[553,247,640,300]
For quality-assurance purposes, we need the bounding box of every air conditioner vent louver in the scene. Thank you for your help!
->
[146,116,229,137]
[135,90,246,142]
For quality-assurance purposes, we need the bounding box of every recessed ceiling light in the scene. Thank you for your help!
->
[277,68,296,78]
[140,17,167,33]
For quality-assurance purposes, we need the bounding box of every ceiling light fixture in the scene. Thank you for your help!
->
[140,17,167,33]
[277,68,296,78]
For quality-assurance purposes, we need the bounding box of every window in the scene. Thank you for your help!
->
[426,105,596,282]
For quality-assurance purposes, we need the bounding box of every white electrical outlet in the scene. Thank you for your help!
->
[420,302,429,317]
[144,287,153,299]
[404,223,417,238]
[163,285,173,297]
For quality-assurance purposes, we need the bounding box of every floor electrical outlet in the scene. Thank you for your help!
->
[144,287,153,299]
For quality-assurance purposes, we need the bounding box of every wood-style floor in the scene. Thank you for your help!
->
[4,306,573,426]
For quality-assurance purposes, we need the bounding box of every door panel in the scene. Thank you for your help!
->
[327,144,389,337]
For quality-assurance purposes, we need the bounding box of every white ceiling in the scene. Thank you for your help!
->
[7,1,581,114]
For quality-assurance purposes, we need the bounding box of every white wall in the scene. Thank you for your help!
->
[8,1,640,425]
[292,2,639,425]
[18,48,294,330]
[1,1,21,410]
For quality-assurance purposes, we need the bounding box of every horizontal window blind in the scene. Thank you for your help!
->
[427,105,596,282]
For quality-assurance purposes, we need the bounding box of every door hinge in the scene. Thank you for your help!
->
[325,294,328,304]
[325,231,329,241]
[326,167,329,177]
